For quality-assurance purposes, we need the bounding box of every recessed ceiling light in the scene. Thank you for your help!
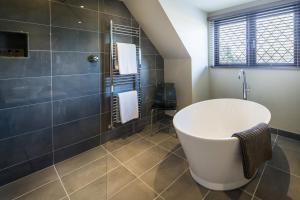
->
[80,5,84,8]
[78,21,82,24]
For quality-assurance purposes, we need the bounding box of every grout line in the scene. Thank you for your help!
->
[0,127,52,142]
[0,18,50,27]
[11,179,58,200]
[54,166,71,200]
[266,164,300,178]
[202,190,210,200]
[53,113,100,128]
[51,24,98,33]
[251,164,266,200]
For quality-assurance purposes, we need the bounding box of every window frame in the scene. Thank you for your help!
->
[214,6,299,68]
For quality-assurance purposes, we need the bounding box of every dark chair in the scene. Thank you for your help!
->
[150,83,177,133]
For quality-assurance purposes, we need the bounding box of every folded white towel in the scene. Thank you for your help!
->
[116,42,137,74]
[118,90,139,124]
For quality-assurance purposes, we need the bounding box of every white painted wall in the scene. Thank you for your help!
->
[210,68,300,134]
[159,0,210,103]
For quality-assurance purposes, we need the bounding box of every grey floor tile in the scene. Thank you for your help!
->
[271,133,277,145]
[268,145,300,176]
[276,136,300,152]
[0,166,58,200]
[255,165,300,200]
[140,155,188,193]
[61,155,119,194]
[158,136,181,152]
[69,175,107,200]
[16,180,66,200]
[143,128,173,145]
[104,134,142,153]
[161,171,208,200]
[205,190,253,200]
[173,147,186,159]
[124,145,170,176]
[138,122,169,137]
[107,165,137,198]
[55,146,107,176]
[111,139,154,163]
[241,165,265,194]
[109,179,157,200]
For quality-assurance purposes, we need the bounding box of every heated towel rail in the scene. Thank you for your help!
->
[109,20,142,128]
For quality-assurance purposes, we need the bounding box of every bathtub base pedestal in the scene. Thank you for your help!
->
[190,169,255,191]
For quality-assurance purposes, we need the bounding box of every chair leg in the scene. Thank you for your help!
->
[150,109,155,135]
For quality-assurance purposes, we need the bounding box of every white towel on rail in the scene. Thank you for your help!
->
[118,90,139,124]
[116,42,137,74]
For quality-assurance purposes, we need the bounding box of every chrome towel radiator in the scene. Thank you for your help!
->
[109,20,142,129]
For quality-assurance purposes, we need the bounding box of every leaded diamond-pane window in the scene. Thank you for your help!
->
[212,3,300,67]
[256,13,295,64]
[218,21,247,64]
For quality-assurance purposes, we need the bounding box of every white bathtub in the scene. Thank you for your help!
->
[173,98,271,191]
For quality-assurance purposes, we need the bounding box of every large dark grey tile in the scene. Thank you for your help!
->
[51,1,98,31]
[276,135,300,152]
[99,13,131,33]
[0,51,51,79]
[161,171,208,200]
[141,55,156,70]
[52,52,101,75]
[100,111,111,133]
[205,190,253,200]
[142,38,158,55]
[53,94,100,125]
[140,155,188,193]
[141,69,156,87]
[241,165,265,194]
[51,27,99,52]
[55,146,106,176]
[52,74,100,100]
[158,135,180,152]
[16,180,66,200]
[111,138,154,163]
[0,128,52,170]
[0,0,50,25]
[124,145,169,176]
[0,166,57,200]
[0,77,51,109]
[53,115,100,150]
[142,86,155,104]
[52,0,99,11]
[156,55,164,70]
[110,179,157,200]
[255,165,300,200]
[156,69,164,84]
[0,154,53,187]
[268,145,300,176]
[54,135,101,164]
[0,102,51,139]
[0,20,50,50]
[102,0,131,19]
[100,92,111,114]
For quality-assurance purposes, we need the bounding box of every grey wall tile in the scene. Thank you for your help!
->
[102,0,131,19]
[52,52,100,75]
[142,86,155,104]
[141,69,156,87]
[52,74,100,100]
[142,38,158,55]
[54,135,100,163]
[51,1,98,31]
[0,153,53,187]
[51,27,99,52]
[0,128,52,170]
[100,112,111,133]
[53,94,100,125]
[52,0,99,11]
[0,20,50,50]
[156,55,164,70]
[0,77,51,109]
[141,55,156,70]
[156,69,164,84]
[0,0,50,25]
[0,51,51,79]
[99,13,131,33]
[53,115,100,150]
[100,92,111,114]
[0,102,51,139]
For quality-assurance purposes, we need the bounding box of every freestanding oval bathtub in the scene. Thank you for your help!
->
[173,98,271,191]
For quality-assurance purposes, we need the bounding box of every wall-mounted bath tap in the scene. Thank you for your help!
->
[238,69,250,100]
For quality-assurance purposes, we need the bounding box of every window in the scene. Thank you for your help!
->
[212,4,299,67]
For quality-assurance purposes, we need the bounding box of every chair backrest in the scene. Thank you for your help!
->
[153,83,177,109]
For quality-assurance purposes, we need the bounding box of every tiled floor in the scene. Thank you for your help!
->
[1,120,300,200]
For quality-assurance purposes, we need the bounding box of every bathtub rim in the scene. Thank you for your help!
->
[173,98,271,142]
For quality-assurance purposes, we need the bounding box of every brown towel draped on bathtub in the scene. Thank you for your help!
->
[232,123,272,179]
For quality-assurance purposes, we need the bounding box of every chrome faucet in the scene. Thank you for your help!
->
[238,69,249,100]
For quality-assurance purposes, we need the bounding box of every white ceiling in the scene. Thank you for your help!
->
[184,0,258,12]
